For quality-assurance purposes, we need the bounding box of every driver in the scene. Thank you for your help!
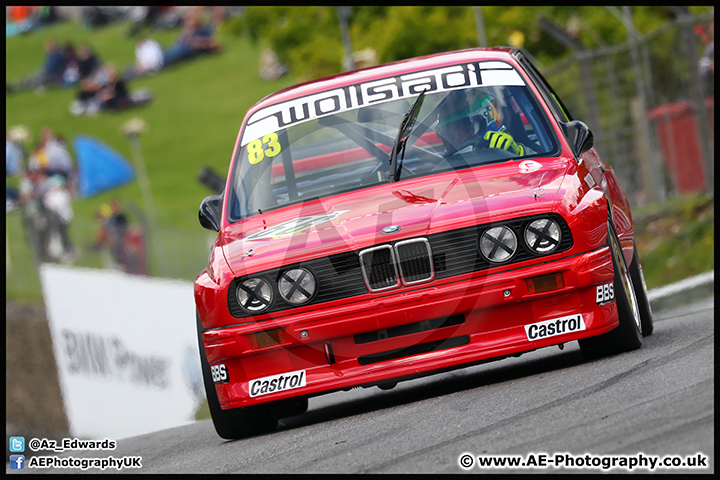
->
[436,88,525,157]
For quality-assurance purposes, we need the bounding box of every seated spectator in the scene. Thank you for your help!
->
[71,63,114,115]
[7,37,68,93]
[97,67,130,111]
[123,36,164,80]
[61,42,81,86]
[76,43,102,81]
[163,12,220,66]
[70,63,152,116]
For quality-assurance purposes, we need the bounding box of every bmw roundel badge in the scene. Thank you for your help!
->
[381,225,402,235]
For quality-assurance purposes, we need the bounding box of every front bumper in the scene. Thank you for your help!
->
[202,246,617,409]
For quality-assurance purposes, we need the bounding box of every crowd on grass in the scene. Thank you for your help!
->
[6,7,225,116]
[6,7,230,275]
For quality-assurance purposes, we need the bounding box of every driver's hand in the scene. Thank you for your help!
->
[483,131,525,156]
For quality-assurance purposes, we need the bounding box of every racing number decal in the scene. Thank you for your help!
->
[247,132,282,164]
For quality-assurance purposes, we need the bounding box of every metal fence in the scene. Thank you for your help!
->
[540,12,714,207]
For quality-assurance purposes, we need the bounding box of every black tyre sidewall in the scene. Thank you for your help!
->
[629,248,654,336]
[580,220,642,358]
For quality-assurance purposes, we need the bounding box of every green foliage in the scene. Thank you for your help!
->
[241,6,344,81]
[355,7,477,64]
[226,6,713,82]
[634,193,714,289]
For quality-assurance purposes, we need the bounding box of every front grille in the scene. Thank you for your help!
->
[395,238,434,283]
[357,335,470,365]
[360,238,434,291]
[359,245,399,291]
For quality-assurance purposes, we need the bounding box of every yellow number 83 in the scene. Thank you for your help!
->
[247,132,282,164]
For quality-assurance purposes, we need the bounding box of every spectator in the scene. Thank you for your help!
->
[19,168,52,262]
[71,63,114,115]
[163,11,220,66]
[46,134,75,182]
[6,132,25,178]
[93,200,146,274]
[7,37,68,94]
[6,128,28,212]
[28,127,74,181]
[71,63,152,116]
[98,66,130,111]
[61,42,81,86]
[42,174,76,263]
[76,43,102,81]
[123,36,164,80]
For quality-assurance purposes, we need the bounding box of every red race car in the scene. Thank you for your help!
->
[195,47,653,439]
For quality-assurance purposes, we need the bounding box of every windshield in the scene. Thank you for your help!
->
[228,64,558,222]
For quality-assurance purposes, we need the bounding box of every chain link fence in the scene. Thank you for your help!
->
[540,12,714,207]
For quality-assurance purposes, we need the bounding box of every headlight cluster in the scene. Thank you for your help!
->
[236,267,318,314]
[479,217,562,263]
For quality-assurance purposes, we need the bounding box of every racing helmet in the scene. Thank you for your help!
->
[436,88,504,146]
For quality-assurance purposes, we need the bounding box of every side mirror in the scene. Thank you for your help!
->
[559,120,594,157]
[199,194,223,232]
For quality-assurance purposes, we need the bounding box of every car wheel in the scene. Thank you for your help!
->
[629,247,654,336]
[196,313,278,439]
[579,220,643,359]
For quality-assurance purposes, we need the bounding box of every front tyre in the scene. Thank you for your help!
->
[579,221,643,359]
[196,313,278,439]
[629,247,654,336]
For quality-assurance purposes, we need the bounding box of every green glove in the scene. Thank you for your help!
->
[484,131,524,156]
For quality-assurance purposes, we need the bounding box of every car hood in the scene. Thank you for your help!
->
[221,158,571,277]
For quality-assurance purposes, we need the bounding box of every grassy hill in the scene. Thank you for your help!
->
[6,17,297,299]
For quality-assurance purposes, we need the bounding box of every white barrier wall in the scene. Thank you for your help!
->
[39,264,204,440]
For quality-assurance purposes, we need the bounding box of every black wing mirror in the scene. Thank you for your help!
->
[199,194,223,232]
[559,120,594,157]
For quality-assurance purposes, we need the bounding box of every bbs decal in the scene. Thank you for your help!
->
[596,283,614,304]
[211,364,228,384]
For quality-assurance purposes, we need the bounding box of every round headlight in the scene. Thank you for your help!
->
[479,226,517,263]
[525,218,561,254]
[278,267,317,305]
[236,277,274,313]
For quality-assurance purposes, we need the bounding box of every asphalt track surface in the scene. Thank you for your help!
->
[15,297,714,474]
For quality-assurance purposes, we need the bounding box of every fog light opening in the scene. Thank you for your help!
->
[249,328,287,350]
[526,273,565,294]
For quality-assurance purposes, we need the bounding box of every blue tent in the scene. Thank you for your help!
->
[73,136,135,198]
